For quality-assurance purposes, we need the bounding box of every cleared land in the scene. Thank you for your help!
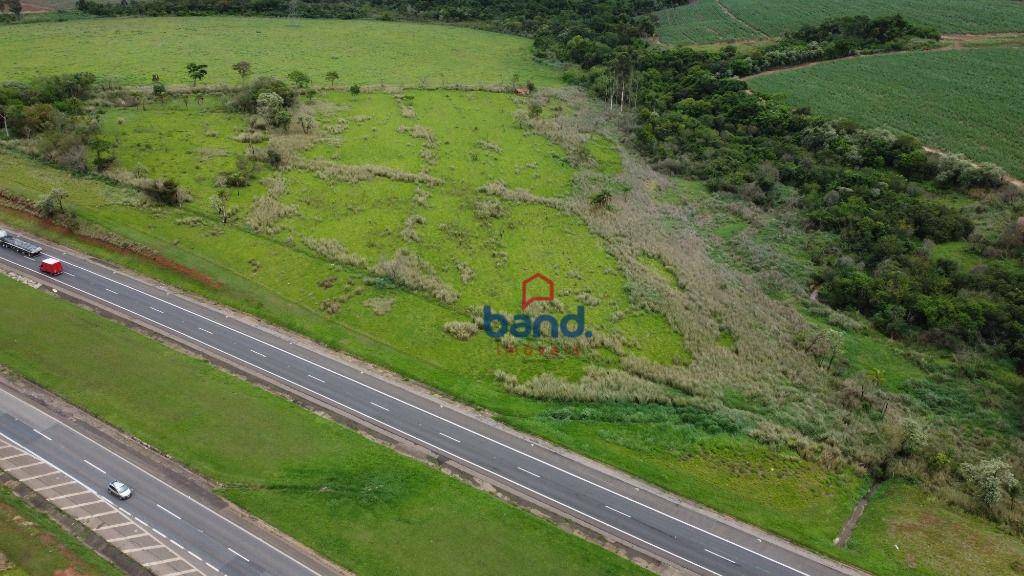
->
[0,486,123,576]
[0,16,560,87]
[655,0,1024,44]
[749,46,1024,178]
[0,273,650,576]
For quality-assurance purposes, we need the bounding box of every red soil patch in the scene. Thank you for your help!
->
[0,190,222,289]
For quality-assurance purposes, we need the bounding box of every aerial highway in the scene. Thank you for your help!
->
[0,384,338,576]
[0,230,862,576]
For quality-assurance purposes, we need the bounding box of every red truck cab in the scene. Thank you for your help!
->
[39,258,63,276]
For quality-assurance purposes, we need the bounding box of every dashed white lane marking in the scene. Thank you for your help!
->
[158,503,183,520]
[199,327,214,334]
[517,467,540,478]
[150,306,165,314]
[206,561,221,572]
[105,288,118,294]
[369,402,390,412]
[705,549,737,564]
[308,374,325,383]
[250,349,266,357]
[8,253,807,576]
[228,547,250,562]
[438,432,461,443]
[135,517,150,527]
[83,459,107,474]
[187,549,203,561]
[153,528,168,539]
[32,428,53,441]
[605,505,632,518]
[170,539,184,549]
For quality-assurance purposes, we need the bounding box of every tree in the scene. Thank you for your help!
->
[232,61,251,83]
[255,92,288,127]
[287,70,311,90]
[296,111,315,135]
[349,84,361,95]
[185,63,208,87]
[8,0,22,20]
[0,107,8,139]
[325,71,339,88]
[152,81,167,100]
[960,459,1019,510]
[36,188,68,218]
[210,192,238,224]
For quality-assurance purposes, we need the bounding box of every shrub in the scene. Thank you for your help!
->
[443,321,478,340]
[373,249,458,304]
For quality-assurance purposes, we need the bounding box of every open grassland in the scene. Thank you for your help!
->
[0,16,560,87]
[0,274,651,576]
[655,0,1024,44]
[749,46,1024,178]
[848,481,1024,576]
[0,486,123,576]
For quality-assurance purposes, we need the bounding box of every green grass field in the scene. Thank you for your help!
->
[0,16,560,87]
[749,46,1024,177]
[0,274,650,576]
[0,486,123,576]
[655,0,1024,44]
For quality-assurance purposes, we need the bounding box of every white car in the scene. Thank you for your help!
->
[107,480,132,500]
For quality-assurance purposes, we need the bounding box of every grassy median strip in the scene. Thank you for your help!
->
[0,486,124,576]
[0,275,648,576]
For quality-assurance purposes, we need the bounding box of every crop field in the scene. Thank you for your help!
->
[750,46,1024,178]
[0,274,650,576]
[654,0,764,45]
[0,486,123,576]
[655,0,1024,44]
[0,16,560,87]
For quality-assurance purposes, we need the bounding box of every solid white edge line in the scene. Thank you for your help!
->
[0,258,324,576]
[15,251,812,576]
[228,547,250,562]
[33,428,53,441]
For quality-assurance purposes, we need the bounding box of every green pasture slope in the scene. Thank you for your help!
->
[655,0,1024,44]
[0,274,650,576]
[0,487,123,576]
[750,46,1024,178]
[0,16,561,87]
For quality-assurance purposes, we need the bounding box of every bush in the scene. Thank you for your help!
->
[230,77,295,113]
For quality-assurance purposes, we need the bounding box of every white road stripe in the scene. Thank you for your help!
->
[38,480,77,491]
[705,549,737,564]
[199,327,214,334]
[97,521,135,531]
[79,509,121,521]
[369,402,390,411]
[32,428,53,441]
[123,544,165,554]
[517,467,540,478]
[51,489,92,500]
[250,349,266,357]
[150,306,165,314]
[143,557,181,567]
[228,547,250,562]
[62,499,105,510]
[187,550,202,561]
[170,538,184,549]
[7,461,45,471]
[21,470,61,481]
[109,533,149,543]
[605,505,631,518]
[308,374,325,383]
[105,288,118,294]
[83,459,107,474]
[158,503,183,520]
[153,528,168,538]
[206,561,221,572]
[4,252,812,576]
[438,432,460,443]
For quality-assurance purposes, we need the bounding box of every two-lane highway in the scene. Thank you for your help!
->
[0,386,332,576]
[0,232,861,576]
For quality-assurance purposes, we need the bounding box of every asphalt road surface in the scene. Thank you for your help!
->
[0,385,335,576]
[0,232,860,576]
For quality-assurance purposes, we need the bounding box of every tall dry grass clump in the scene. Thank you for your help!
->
[373,248,459,304]
[303,237,367,267]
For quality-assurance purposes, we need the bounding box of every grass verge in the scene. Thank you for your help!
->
[0,274,650,576]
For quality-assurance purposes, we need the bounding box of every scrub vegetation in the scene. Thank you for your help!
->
[0,274,651,576]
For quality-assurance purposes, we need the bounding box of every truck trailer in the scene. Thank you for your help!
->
[0,230,43,257]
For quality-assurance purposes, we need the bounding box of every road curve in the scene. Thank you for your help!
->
[0,230,865,576]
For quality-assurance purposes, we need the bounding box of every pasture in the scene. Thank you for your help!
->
[0,16,561,87]
[749,46,1024,177]
[655,0,1024,44]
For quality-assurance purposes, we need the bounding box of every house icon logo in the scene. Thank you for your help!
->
[521,272,555,311]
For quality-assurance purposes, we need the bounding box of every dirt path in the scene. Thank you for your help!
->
[715,0,769,39]
[833,483,879,547]
[742,33,1024,80]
